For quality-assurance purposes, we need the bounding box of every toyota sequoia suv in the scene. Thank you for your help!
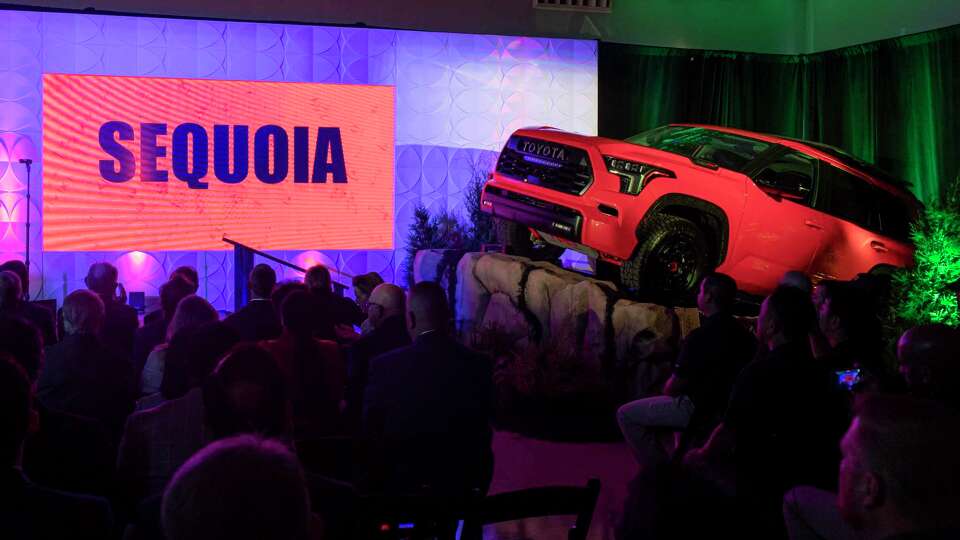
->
[480,124,920,299]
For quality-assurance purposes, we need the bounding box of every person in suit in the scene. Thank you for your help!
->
[0,354,114,539]
[306,264,364,342]
[261,290,343,438]
[116,344,290,506]
[133,276,196,387]
[38,289,135,439]
[362,281,494,496]
[85,262,139,363]
[0,261,58,345]
[0,315,114,497]
[224,263,282,342]
[344,283,411,432]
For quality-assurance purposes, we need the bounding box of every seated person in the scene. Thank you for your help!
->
[685,286,847,537]
[617,273,755,468]
[224,264,281,343]
[261,290,344,438]
[84,262,139,363]
[363,282,494,496]
[0,354,113,538]
[141,295,219,396]
[38,289,135,439]
[162,435,315,540]
[0,316,113,496]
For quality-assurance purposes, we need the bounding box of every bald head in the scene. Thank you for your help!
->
[407,281,449,338]
[85,262,119,299]
[367,284,405,329]
[0,271,22,312]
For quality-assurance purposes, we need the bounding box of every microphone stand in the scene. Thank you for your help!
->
[19,158,33,292]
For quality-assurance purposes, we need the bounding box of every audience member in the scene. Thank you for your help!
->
[85,262,139,362]
[617,273,755,468]
[272,280,309,313]
[363,281,494,495]
[38,289,135,438]
[837,396,960,540]
[141,295,218,396]
[133,276,195,383]
[344,283,411,432]
[261,290,344,438]
[0,261,57,344]
[815,281,870,371]
[143,266,202,326]
[351,272,385,334]
[162,435,313,540]
[136,322,240,411]
[224,263,282,342]
[685,286,846,537]
[171,266,200,293]
[0,354,114,538]
[0,315,113,496]
[779,270,813,295]
[784,324,960,540]
[117,343,289,504]
[306,264,364,342]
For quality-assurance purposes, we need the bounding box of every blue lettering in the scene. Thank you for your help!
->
[214,125,248,184]
[312,127,347,183]
[98,121,135,182]
[254,125,288,184]
[140,123,168,182]
[172,123,209,190]
[294,126,309,183]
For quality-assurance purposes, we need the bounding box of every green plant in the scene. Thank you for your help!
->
[402,154,498,285]
[886,173,960,336]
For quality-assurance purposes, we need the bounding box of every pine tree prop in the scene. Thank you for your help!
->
[887,173,960,329]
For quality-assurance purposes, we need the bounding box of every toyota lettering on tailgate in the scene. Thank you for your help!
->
[519,139,567,162]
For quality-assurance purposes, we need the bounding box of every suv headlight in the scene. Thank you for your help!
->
[604,156,675,196]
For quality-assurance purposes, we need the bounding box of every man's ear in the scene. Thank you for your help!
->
[862,472,884,509]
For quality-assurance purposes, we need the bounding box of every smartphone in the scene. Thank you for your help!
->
[836,369,862,391]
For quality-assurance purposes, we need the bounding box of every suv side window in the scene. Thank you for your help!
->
[752,151,816,206]
[818,164,873,229]
[818,163,914,240]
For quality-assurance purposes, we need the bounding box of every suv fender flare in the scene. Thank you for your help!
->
[638,194,730,267]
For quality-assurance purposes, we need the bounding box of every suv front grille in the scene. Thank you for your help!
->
[495,136,593,195]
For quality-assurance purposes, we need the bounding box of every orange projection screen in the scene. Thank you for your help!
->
[42,74,395,251]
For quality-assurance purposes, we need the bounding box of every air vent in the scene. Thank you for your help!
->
[533,0,612,13]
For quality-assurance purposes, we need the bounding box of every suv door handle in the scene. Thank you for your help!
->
[870,240,889,253]
[804,220,823,230]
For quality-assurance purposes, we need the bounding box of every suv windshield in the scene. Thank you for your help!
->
[626,125,772,173]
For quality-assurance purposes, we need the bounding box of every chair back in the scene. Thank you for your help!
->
[464,478,601,540]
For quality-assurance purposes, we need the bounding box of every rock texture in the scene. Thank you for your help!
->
[444,251,681,401]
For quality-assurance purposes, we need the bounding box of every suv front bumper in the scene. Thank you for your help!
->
[481,185,584,242]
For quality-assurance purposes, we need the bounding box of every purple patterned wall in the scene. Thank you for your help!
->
[0,9,597,310]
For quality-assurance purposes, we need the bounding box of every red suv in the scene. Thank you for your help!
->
[480,124,920,299]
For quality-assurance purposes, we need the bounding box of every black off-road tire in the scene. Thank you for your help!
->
[495,218,566,262]
[620,214,711,303]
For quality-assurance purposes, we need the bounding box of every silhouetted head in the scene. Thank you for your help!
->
[84,262,119,300]
[0,260,29,299]
[63,289,105,336]
[160,276,196,321]
[166,295,219,342]
[367,283,405,329]
[171,266,200,294]
[249,264,277,300]
[304,265,332,295]
[897,324,960,407]
[207,344,289,440]
[162,435,310,540]
[779,270,813,295]
[280,290,316,338]
[756,285,815,350]
[0,271,22,312]
[407,281,450,339]
[697,272,737,316]
[351,272,384,308]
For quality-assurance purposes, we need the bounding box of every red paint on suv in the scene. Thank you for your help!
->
[481,124,919,298]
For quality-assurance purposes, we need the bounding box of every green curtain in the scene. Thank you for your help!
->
[599,24,960,205]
